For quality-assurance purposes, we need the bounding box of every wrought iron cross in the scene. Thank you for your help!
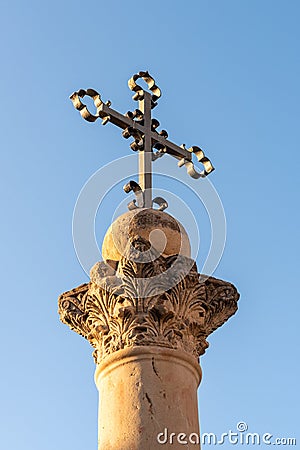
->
[70,71,214,210]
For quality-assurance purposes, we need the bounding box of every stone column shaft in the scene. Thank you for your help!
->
[95,347,201,449]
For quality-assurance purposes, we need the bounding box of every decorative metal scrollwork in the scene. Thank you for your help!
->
[128,71,161,107]
[69,88,111,124]
[152,197,168,211]
[123,181,168,211]
[125,109,144,122]
[123,181,144,209]
[152,144,167,161]
[178,145,215,179]
[122,127,144,151]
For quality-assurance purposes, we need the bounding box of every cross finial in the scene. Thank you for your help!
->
[70,71,214,210]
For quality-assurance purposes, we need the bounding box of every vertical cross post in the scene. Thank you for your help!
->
[138,91,153,208]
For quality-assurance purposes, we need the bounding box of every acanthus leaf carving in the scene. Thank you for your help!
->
[58,237,239,363]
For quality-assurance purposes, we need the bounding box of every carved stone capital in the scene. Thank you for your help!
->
[58,237,239,363]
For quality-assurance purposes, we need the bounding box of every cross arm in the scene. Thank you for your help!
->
[97,104,200,171]
[70,88,214,179]
[150,132,214,179]
[98,103,132,129]
[97,103,193,163]
[70,90,190,156]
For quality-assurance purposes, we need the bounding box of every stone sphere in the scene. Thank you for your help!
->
[102,208,191,264]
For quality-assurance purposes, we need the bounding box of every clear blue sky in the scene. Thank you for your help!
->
[1,0,299,448]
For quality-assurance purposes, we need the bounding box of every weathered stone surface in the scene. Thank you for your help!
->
[95,347,202,449]
[102,208,191,265]
[58,236,239,364]
[59,233,239,449]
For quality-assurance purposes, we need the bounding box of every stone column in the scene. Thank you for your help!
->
[58,210,239,449]
[59,209,239,450]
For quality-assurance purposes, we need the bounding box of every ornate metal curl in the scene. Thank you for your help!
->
[128,70,161,106]
[123,181,144,209]
[69,88,111,124]
[178,145,215,179]
[123,181,168,211]
[152,197,168,211]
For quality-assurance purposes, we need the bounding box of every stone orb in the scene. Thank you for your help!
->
[102,208,191,265]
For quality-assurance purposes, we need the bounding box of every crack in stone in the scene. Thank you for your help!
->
[151,357,162,380]
[145,392,154,415]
